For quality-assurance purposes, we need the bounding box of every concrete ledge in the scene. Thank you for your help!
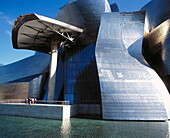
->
[0,103,71,120]
[0,103,101,120]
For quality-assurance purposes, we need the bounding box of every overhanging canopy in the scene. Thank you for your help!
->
[12,13,83,54]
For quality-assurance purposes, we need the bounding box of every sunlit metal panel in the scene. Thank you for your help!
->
[0,52,50,84]
[95,11,170,120]
[55,0,111,45]
[141,0,170,33]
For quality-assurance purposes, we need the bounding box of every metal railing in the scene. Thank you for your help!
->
[36,100,70,105]
[0,99,70,105]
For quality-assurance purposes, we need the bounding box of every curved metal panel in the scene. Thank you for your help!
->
[0,52,50,84]
[141,0,170,92]
[143,19,170,91]
[141,0,170,32]
[55,0,111,45]
[95,12,170,120]
[63,44,101,104]
[143,20,170,75]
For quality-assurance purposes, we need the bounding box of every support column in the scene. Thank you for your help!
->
[48,36,59,100]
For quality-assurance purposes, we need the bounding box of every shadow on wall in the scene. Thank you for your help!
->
[128,37,151,68]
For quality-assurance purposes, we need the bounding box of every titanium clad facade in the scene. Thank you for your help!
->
[54,0,112,104]
[141,0,170,32]
[110,3,119,12]
[0,52,50,84]
[143,20,170,75]
[63,44,101,104]
[55,0,111,45]
[1,0,170,120]
[141,0,170,92]
[43,44,101,105]
[95,12,170,120]
[0,52,50,99]
[143,20,170,91]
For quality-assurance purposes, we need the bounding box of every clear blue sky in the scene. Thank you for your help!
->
[0,0,150,65]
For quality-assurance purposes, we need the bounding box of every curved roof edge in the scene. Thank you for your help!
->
[12,14,38,50]
[12,13,83,53]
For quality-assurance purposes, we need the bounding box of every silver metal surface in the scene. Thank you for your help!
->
[55,0,111,45]
[3,0,170,121]
[143,20,170,91]
[143,20,170,75]
[141,0,170,91]
[29,73,48,99]
[0,52,50,84]
[141,0,170,33]
[95,11,170,120]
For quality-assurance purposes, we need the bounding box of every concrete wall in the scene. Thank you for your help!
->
[0,103,101,120]
[0,103,71,120]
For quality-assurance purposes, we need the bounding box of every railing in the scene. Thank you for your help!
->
[0,99,26,103]
[36,100,70,105]
[0,99,70,105]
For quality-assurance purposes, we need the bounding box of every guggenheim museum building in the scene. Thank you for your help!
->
[0,0,170,121]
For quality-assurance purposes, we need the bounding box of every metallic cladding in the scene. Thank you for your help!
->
[110,3,119,12]
[141,0,170,92]
[141,0,170,33]
[55,0,111,45]
[0,52,50,84]
[142,20,170,91]
[95,12,170,120]
[63,44,101,104]
[143,20,170,75]
[29,73,48,99]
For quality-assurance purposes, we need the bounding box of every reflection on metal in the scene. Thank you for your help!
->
[143,20,170,75]
[141,0,170,92]
[12,13,84,101]
[0,52,50,100]
[55,0,112,45]
[110,3,119,12]
[2,0,170,121]
[0,52,50,84]
[63,44,101,105]
[143,20,170,91]
[29,73,48,99]
[141,0,170,33]
[96,11,170,120]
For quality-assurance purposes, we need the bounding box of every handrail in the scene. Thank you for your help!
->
[0,99,70,105]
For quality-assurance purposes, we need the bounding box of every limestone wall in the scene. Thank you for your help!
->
[0,82,29,99]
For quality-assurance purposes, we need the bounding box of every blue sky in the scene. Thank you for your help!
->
[0,0,150,65]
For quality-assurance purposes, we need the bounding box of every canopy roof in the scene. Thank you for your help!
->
[12,13,83,54]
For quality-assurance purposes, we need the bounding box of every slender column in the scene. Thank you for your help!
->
[48,36,59,100]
